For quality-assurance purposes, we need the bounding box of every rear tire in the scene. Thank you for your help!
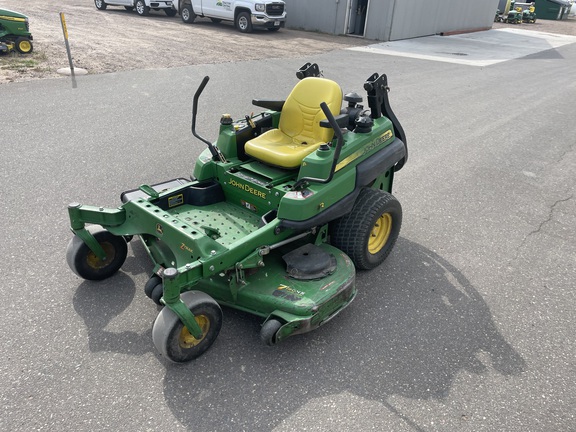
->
[94,0,107,10]
[181,3,196,23]
[165,8,177,16]
[135,0,150,16]
[330,189,402,270]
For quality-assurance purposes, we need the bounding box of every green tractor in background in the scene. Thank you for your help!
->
[505,7,524,24]
[0,8,33,54]
[522,5,537,23]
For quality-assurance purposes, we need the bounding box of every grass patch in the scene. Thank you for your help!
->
[0,51,48,73]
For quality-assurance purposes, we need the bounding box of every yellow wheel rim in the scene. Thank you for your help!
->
[179,315,210,348]
[19,41,32,53]
[86,242,115,269]
[368,213,392,254]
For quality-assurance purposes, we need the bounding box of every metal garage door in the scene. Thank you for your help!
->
[389,0,439,40]
[389,0,499,41]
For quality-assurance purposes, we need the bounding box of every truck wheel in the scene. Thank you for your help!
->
[330,189,402,270]
[94,0,107,10]
[135,0,150,16]
[66,226,128,281]
[152,291,222,363]
[15,38,33,54]
[164,8,177,16]
[235,11,253,33]
[181,3,196,23]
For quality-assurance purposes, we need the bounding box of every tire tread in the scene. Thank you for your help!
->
[331,188,401,270]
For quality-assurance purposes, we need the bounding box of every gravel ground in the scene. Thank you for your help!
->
[0,0,368,84]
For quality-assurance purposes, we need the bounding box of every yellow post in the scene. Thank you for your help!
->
[60,12,77,88]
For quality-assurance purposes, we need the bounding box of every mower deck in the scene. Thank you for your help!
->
[193,241,356,342]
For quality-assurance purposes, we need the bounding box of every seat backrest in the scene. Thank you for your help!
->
[279,77,343,144]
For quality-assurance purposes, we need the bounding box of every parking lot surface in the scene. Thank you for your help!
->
[1,5,575,432]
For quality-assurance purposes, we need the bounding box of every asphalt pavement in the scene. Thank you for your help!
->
[1,29,575,431]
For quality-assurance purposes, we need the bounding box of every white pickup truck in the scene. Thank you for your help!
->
[174,0,286,33]
[94,0,177,16]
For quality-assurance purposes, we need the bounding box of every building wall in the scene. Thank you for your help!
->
[283,0,347,34]
[363,0,395,41]
[437,0,499,34]
[284,0,500,41]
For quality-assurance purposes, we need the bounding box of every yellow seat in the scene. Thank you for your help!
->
[245,77,343,169]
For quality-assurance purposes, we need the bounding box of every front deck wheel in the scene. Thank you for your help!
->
[66,226,128,280]
[144,275,164,305]
[260,319,282,346]
[152,291,222,363]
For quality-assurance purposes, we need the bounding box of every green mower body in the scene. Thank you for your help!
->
[505,8,523,24]
[66,63,408,363]
[522,8,537,23]
[0,9,33,54]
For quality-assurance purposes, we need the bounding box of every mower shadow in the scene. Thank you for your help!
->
[71,241,155,356]
[71,237,526,430]
[72,272,153,355]
[159,237,526,431]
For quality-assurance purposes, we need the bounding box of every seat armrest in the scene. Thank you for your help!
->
[252,99,285,112]
[320,113,349,129]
